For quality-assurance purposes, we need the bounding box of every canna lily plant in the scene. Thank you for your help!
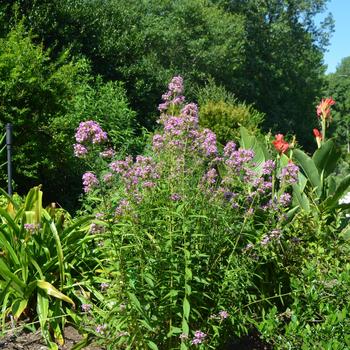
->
[291,98,350,217]
[0,186,94,349]
[239,97,350,221]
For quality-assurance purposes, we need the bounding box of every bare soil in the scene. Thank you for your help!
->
[0,326,103,350]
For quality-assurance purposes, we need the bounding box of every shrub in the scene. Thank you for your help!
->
[74,77,306,349]
[196,81,264,145]
[0,23,139,210]
[199,100,264,145]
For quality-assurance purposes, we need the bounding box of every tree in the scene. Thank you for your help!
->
[212,0,334,149]
[1,0,247,127]
[326,56,350,157]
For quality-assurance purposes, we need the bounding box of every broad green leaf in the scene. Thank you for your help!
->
[181,318,189,334]
[293,149,321,196]
[313,139,341,178]
[322,175,350,211]
[240,126,266,172]
[341,226,350,240]
[37,290,50,344]
[37,280,74,305]
[292,184,310,212]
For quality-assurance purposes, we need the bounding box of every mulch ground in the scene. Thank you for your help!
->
[0,326,272,349]
[0,326,103,350]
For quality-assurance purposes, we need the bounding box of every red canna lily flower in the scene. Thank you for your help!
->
[272,134,289,154]
[313,128,322,148]
[316,97,335,119]
[313,128,322,139]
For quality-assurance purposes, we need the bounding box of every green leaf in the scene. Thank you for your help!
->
[127,292,143,314]
[183,297,190,320]
[36,280,74,305]
[12,299,28,319]
[42,210,65,287]
[292,184,310,212]
[0,259,26,295]
[71,335,90,350]
[147,341,159,350]
[293,149,321,196]
[312,139,341,178]
[181,318,189,335]
[322,175,350,211]
[0,228,20,265]
[240,126,266,172]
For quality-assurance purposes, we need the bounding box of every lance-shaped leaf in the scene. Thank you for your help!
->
[37,280,75,305]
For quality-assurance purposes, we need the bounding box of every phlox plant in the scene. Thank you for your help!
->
[74,77,312,350]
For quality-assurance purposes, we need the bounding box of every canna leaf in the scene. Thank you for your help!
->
[312,139,341,178]
[293,149,321,196]
[322,175,350,211]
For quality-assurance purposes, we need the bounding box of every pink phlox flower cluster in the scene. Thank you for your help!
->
[74,143,88,158]
[209,310,230,320]
[262,160,276,175]
[250,176,273,196]
[110,156,159,193]
[89,223,105,234]
[223,141,237,157]
[75,120,108,144]
[191,330,207,345]
[152,134,165,150]
[278,162,299,185]
[279,192,292,206]
[201,168,218,186]
[115,199,130,217]
[225,149,255,173]
[103,172,114,183]
[81,303,92,312]
[24,223,40,232]
[194,129,217,156]
[260,229,281,246]
[82,172,99,193]
[158,76,184,111]
[100,148,115,159]
[100,282,109,291]
[170,193,182,201]
[219,310,229,319]
[96,324,107,334]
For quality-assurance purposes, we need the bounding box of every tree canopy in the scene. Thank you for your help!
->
[1,0,333,146]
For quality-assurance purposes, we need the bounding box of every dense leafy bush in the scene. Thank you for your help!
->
[199,101,263,145]
[196,81,264,145]
[0,23,139,210]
